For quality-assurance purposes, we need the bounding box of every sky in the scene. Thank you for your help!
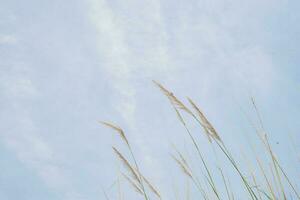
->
[0,0,300,199]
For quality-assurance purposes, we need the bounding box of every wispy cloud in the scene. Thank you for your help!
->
[0,66,80,199]
[0,34,17,45]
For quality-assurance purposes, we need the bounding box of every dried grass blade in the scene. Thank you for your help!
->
[141,175,161,199]
[187,98,221,141]
[122,173,144,196]
[112,147,141,184]
[153,80,192,115]
[99,121,129,146]
[171,154,192,178]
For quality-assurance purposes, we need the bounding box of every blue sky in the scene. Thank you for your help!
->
[0,0,299,199]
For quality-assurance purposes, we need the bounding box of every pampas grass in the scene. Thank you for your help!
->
[101,120,161,200]
[99,81,299,200]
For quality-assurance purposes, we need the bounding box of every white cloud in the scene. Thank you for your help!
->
[0,66,80,199]
[0,34,17,45]
[88,0,135,124]
[87,0,175,124]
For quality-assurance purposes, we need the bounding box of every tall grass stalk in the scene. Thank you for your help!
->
[100,81,299,200]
